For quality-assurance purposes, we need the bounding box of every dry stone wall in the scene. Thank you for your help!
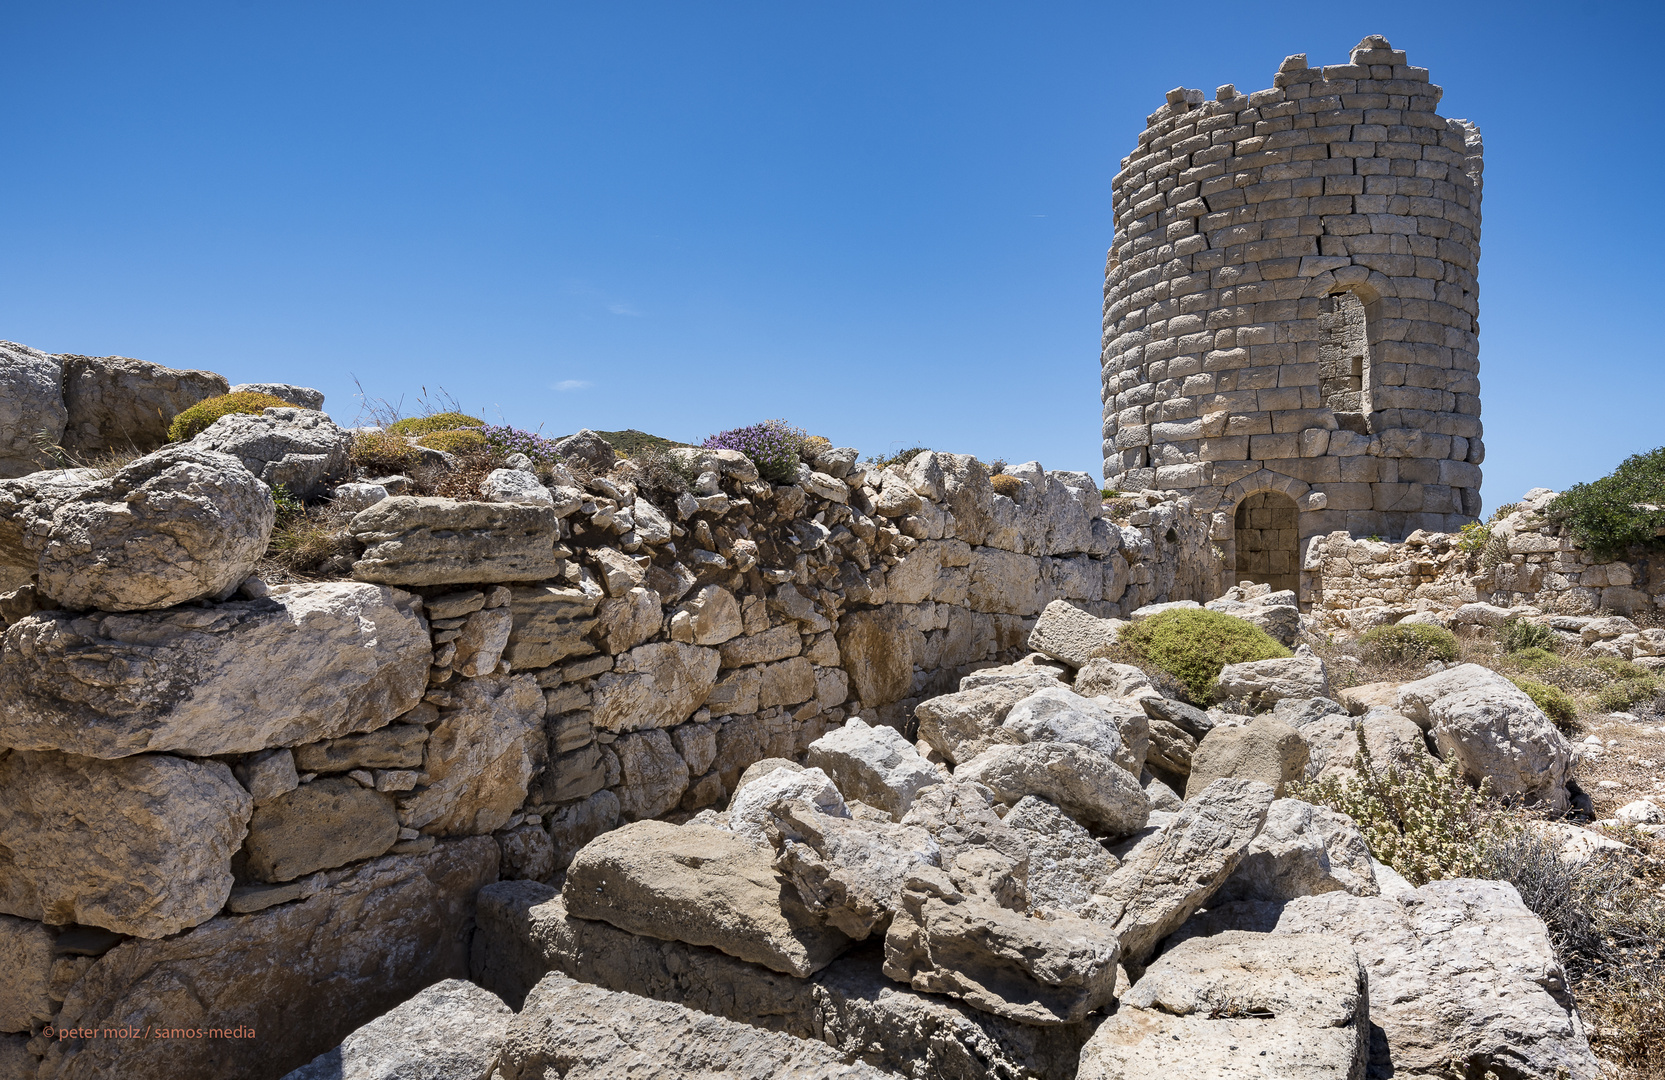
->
[1100,35,1486,574]
[0,390,1224,1076]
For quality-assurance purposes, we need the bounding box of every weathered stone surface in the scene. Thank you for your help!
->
[1003,796,1116,915]
[838,607,914,706]
[1084,778,1275,968]
[1272,880,1601,1080]
[957,741,1148,836]
[0,750,250,938]
[496,971,897,1080]
[283,978,511,1080]
[1186,717,1310,799]
[59,353,227,457]
[39,838,498,1080]
[1214,646,1331,706]
[678,583,743,645]
[1216,799,1377,904]
[230,382,325,410]
[1026,600,1125,668]
[563,820,851,977]
[504,584,600,668]
[1307,713,1433,782]
[611,728,690,820]
[588,641,720,732]
[1001,687,1130,771]
[552,428,616,470]
[592,585,661,655]
[497,822,556,882]
[452,604,512,677]
[481,467,554,507]
[967,547,1045,615]
[1139,694,1215,740]
[547,790,618,870]
[0,913,56,1031]
[1271,695,1351,731]
[805,718,942,819]
[1204,597,1303,648]
[0,340,67,478]
[769,799,942,939]
[719,623,803,666]
[0,582,429,758]
[1394,664,1573,810]
[349,497,561,586]
[1073,659,1159,701]
[400,673,544,836]
[0,469,101,579]
[1077,931,1369,1080]
[882,866,1120,1025]
[913,683,1029,765]
[589,547,646,596]
[293,724,427,773]
[475,882,1087,1080]
[191,408,352,500]
[244,776,400,883]
[1143,718,1196,781]
[26,445,275,612]
[727,763,847,842]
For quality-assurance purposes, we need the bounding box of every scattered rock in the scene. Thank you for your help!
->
[1213,645,1331,706]
[727,763,847,843]
[552,429,617,471]
[282,978,510,1080]
[0,341,67,478]
[59,353,227,457]
[230,382,324,410]
[1003,796,1117,914]
[1026,600,1125,667]
[481,468,554,507]
[1186,717,1309,799]
[1000,687,1130,770]
[768,799,941,939]
[190,408,352,499]
[805,718,942,819]
[1216,798,1377,904]
[956,741,1149,837]
[913,683,1030,766]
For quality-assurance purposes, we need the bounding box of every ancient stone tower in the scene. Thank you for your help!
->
[1100,35,1484,596]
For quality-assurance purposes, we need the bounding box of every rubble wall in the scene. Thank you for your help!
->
[1099,35,1485,561]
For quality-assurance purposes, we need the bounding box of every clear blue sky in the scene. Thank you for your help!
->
[2,2,1660,509]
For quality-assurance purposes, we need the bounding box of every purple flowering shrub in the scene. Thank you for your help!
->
[480,425,564,466]
[703,419,805,484]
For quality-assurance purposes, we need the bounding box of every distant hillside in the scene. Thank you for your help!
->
[578,429,693,456]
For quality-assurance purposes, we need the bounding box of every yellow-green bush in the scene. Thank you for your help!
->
[1118,608,1291,705]
[416,428,489,455]
[801,434,832,460]
[1509,646,1560,671]
[1360,623,1460,665]
[166,391,293,442]
[990,474,1023,497]
[386,412,484,437]
[1594,670,1661,714]
[1510,676,1578,730]
[350,430,419,473]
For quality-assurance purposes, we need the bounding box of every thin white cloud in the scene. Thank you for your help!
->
[551,379,592,392]
[608,302,643,317]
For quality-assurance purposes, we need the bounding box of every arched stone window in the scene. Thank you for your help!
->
[1234,491,1299,595]
[1319,290,1373,432]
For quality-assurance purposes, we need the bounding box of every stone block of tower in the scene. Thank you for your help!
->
[1100,36,1484,597]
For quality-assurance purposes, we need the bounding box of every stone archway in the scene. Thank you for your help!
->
[1234,491,1299,595]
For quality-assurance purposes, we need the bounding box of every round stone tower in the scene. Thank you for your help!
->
[1100,35,1484,597]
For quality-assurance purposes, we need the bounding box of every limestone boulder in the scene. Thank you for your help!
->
[805,718,942,819]
[25,444,275,612]
[1338,679,1402,715]
[1186,717,1309,799]
[588,642,720,733]
[956,741,1148,837]
[1003,796,1117,914]
[726,764,847,843]
[1139,694,1215,739]
[191,407,352,499]
[1203,596,1302,647]
[1271,695,1351,731]
[282,978,511,1080]
[451,604,512,677]
[399,673,544,837]
[230,382,324,410]
[1143,717,1196,782]
[1214,645,1330,706]
[1077,931,1369,1080]
[1083,778,1275,968]
[39,838,498,1080]
[913,683,1029,766]
[495,972,896,1080]
[1216,798,1378,904]
[0,914,55,1031]
[0,750,251,938]
[0,468,101,576]
[882,866,1121,1025]
[59,353,227,457]
[563,820,852,977]
[349,497,562,586]
[1026,600,1125,668]
[552,429,616,471]
[0,581,429,758]
[243,777,400,882]
[898,780,1030,872]
[593,586,660,654]
[610,728,691,820]
[0,340,67,478]
[1272,880,1601,1080]
[768,798,942,939]
[676,583,743,645]
[1073,658,1161,701]
[1001,687,1134,773]
[1394,664,1573,810]
[1308,712,1435,782]
[837,607,914,706]
[504,583,601,668]
[481,467,554,507]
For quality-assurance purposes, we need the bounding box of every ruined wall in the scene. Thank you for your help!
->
[1100,35,1486,574]
[0,417,1223,1078]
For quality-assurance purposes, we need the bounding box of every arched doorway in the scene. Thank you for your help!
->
[1234,491,1299,595]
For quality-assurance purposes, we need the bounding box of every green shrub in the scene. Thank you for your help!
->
[1455,519,1491,554]
[386,412,485,437]
[1359,623,1460,665]
[990,474,1023,498]
[350,429,419,473]
[1500,617,1556,654]
[1510,677,1578,730]
[1289,727,1508,886]
[1118,608,1291,705]
[1595,674,1661,714]
[1100,488,1121,499]
[1545,445,1665,560]
[416,429,489,455]
[166,391,293,442]
[1509,646,1560,670]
